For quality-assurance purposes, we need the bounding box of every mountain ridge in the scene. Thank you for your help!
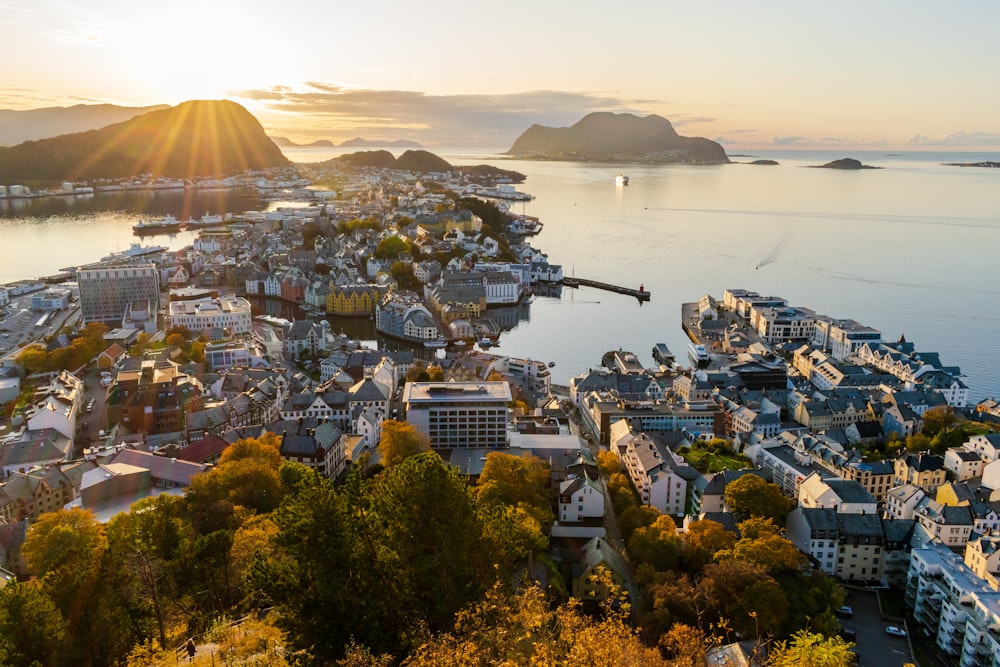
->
[0,103,170,147]
[0,100,289,182]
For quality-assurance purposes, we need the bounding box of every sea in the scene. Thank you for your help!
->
[2,147,998,402]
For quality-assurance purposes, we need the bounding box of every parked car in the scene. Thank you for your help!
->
[885,626,907,638]
[838,628,857,640]
[835,605,854,618]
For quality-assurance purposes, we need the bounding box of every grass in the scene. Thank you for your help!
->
[680,443,751,473]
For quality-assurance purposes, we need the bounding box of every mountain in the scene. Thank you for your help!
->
[811,157,881,170]
[0,103,169,147]
[339,137,423,148]
[506,112,729,163]
[0,100,289,182]
[270,136,336,147]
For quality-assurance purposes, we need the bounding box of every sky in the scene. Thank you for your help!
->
[2,0,1000,149]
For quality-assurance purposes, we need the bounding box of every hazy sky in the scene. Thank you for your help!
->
[3,0,999,148]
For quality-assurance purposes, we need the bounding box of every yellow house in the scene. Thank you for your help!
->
[327,285,377,316]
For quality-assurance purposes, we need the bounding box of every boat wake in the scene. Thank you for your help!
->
[757,224,792,269]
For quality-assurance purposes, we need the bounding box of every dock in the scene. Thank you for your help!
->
[562,277,650,302]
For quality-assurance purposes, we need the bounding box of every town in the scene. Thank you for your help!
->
[1,159,999,667]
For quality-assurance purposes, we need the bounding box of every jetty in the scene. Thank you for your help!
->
[562,278,650,302]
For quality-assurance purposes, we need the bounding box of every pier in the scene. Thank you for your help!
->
[562,278,650,302]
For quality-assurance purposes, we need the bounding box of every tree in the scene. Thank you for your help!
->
[376,235,411,259]
[404,582,668,667]
[905,432,933,453]
[476,452,551,523]
[922,405,957,437]
[682,519,736,571]
[0,582,65,667]
[724,474,793,523]
[166,333,187,350]
[598,449,622,477]
[378,420,430,467]
[768,629,855,667]
[658,623,708,667]
[628,515,682,571]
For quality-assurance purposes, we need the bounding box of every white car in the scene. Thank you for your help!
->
[885,626,907,638]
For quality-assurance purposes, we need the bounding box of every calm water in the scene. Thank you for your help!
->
[2,148,998,401]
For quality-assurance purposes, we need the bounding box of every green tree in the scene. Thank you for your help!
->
[376,235,411,259]
[378,420,431,467]
[921,405,957,437]
[905,432,933,453]
[0,582,65,667]
[724,474,793,523]
[476,452,552,525]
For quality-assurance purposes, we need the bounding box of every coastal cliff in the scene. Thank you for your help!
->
[0,100,288,182]
[506,112,729,163]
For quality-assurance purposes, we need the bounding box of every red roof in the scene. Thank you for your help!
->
[177,435,229,463]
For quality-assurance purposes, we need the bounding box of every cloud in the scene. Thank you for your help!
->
[771,135,809,145]
[0,88,109,110]
[672,115,716,126]
[228,83,653,146]
[907,131,1000,147]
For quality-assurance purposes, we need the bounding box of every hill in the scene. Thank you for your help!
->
[0,100,289,182]
[0,103,169,147]
[270,136,336,147]
[506,112,729,163]
[340,137,423,148]
[327,150,524,182]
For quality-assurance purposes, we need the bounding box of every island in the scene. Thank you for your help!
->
[809,157,881,170]
[505,112,729,164]
[750,159,779,166]
[943,160,1000,168]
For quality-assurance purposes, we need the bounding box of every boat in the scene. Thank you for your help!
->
[616,174,629,186]
[652,343,676,368]
[132,214,185,235]
[477,338,494,348]
[688,343,711,369]
[548,361,556,368]
[185,212,226,228]
[423,339,448,349]
[101,242,168,262]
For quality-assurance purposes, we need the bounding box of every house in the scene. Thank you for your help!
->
[610,421,693,516]
[785,507,887,582]
[283,320,327,358]
[1,428,74,478]
[569,536,629,601]
[558,471,605,523]
[894,453,947,494]
[97,343,127,370]
[797,473,878,515]
[885,484,926,520]
[944,447,986,482]
[263,418,346,479]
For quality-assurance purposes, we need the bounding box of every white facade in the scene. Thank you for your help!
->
[168,297,253,335]
[402,382,511,449]
[558,475,605,523]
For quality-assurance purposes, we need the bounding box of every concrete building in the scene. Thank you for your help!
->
[77,264,160,325]
[403,382,511,449]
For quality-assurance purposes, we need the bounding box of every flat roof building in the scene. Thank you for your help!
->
[403,381,511,449]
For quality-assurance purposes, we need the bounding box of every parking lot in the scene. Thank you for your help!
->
[839,589,913,667]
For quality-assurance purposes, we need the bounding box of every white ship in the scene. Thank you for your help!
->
[688,343,710,368]
[616,174,630,186]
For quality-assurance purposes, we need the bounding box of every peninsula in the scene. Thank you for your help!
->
[505,112,729,164]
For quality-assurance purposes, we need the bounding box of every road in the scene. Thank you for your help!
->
[840,589,914,667]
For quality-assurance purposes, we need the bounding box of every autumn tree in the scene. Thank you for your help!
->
[597,449,622,477]
[378,420,430,467]
[768,629,855,667]
[724,474,793,523]
[628,515,681,571]
[716,517,806,574]
[682,519,737,571]
[404,582,668,667]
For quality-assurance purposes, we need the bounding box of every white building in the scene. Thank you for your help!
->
[167,296,253,335]
[78,265,160,324]
[558,473,605,523]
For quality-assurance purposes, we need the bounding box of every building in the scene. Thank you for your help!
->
[167,296,253,335]
[610,421,696,516]
[786,507,887,582]
[895,453,947,494]
[812,317,882,361]
[77,264,160,325]
[402,382,511,449]
[30,288,70,312]
[106,360,204,436]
